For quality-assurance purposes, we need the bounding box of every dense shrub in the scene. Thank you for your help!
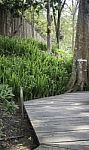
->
[0,36,72,100]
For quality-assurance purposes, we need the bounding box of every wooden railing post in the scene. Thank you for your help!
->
[20,86,24,117]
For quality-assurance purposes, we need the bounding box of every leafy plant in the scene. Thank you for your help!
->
[0,84,16,113]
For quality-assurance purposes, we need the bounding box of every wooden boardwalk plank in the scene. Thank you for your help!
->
[24,92,89,149]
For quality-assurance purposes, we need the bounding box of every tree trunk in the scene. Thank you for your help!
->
[52,4,57,39]
[53,0,66,49]
[71,0,78,52]
[56,7,61,49]
[71,0,75,52]
[72,12,75,51]
[68,0,89,91]
[31,7,35,38]
[47,0,51,53]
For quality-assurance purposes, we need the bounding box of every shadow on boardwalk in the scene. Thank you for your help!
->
[24,92,89,150]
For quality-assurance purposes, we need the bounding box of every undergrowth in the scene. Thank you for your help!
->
[0,36,72,101]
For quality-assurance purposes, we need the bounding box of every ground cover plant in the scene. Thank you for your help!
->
[0,36,72,101]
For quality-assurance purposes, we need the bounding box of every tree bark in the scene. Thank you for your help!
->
[68,0,89,91]
[71,0,79,51]
[31,7,35,38]
[47,0,51,53]
[71,0,75,52]
[72,12,75,51]
[52,4,57,39]
[56,6,61,49]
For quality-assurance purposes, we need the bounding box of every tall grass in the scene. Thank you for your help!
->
[0,36,72,100]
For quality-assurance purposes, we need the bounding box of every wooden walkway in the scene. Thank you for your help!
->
[24,92,89,150]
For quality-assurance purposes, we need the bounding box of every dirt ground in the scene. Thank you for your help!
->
[0,103,39,150]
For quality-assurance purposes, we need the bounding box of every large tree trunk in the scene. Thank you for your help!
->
[68,0,89,91]
[0,6,10,36]
[71,0,75,52]
[71,0,79,51]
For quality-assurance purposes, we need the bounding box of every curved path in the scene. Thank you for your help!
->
[24,92,89,150]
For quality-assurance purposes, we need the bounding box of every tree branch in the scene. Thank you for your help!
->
[60,0,66,13]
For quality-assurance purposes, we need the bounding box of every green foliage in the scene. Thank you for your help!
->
[0,0,43,16]
[0,84,16,113]
[0,36,47,56]
[0,36,72,101]
[25,9,47,36]
[0,84,14,100]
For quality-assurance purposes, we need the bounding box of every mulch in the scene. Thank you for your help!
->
[0,104,39,150]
